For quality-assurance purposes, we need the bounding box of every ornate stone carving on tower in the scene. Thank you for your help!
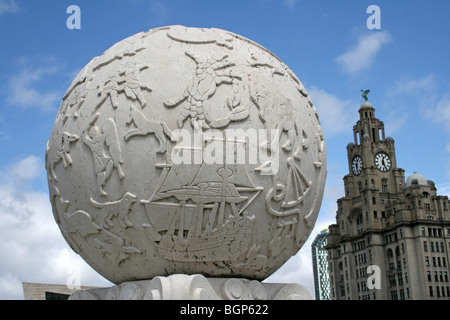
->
[45,25,327,300]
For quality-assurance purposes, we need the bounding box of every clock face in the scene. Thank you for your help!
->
[352,155,363,176]
[374,152,392,172]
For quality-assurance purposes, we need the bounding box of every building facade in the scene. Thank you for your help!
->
[311,229,331,300]
[326,100,450,300]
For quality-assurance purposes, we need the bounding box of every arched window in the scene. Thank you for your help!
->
[357,214,363,225]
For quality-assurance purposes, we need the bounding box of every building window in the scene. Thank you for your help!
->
[425,256,430,267]
[357,214,363,225]
[429,286,434,297]
[391,290,398,300]
[424,241,428,252]
[382,179,388,192]
[428,271,432,282]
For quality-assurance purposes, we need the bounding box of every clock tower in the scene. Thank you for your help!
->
[345,99,405,212]
[325,94,450,300]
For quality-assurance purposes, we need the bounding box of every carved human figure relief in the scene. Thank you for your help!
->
[96,62,152,111]
[83,114,125,196]
[251,92,301,156]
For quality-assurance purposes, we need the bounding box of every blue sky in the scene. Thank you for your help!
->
[0,0,448,299]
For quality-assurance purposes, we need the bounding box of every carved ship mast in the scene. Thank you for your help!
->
[143,137,263,262]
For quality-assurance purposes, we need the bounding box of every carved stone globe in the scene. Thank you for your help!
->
[46,26,326,284]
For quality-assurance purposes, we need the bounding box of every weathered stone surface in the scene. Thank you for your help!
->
[46,25,326,284]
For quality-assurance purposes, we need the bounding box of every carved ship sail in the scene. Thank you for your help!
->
[143,138,263,262]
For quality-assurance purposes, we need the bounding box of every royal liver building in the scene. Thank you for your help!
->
[326,97,450,300]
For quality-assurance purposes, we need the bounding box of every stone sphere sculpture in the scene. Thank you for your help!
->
[46,26,326,284]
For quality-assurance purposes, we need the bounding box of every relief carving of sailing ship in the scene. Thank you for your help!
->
[141,136,263,262]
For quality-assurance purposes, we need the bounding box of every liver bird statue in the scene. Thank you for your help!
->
[361,89,370,101]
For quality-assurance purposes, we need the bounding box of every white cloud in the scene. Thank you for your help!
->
[308,86,357,137]
[0,156,43,192]
[7,57,60,111]
[9,156,42,181]
[0,157,111,299]
[336,31,392,75]
[0,0,19,15]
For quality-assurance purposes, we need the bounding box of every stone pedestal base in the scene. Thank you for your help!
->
[68,274,312,300]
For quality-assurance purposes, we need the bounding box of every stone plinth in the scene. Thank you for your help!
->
[68,274,312,300]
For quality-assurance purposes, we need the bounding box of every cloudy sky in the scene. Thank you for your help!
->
[0,0,449,299]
